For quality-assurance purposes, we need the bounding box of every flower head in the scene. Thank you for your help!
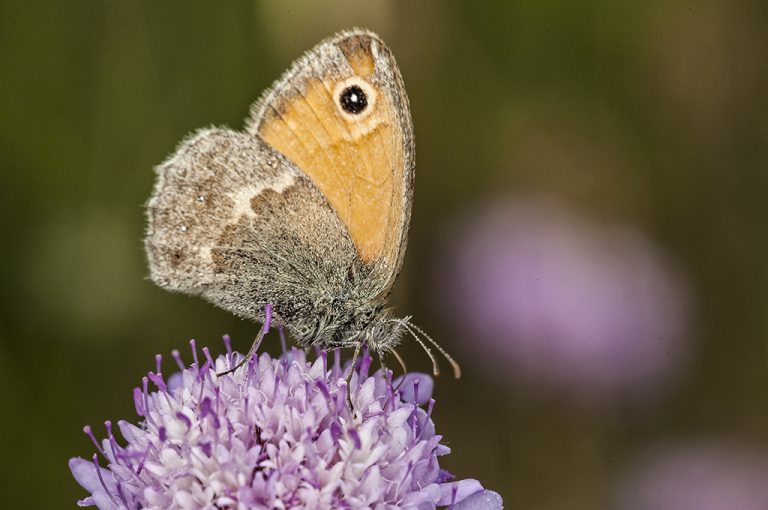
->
[436,198,690,402]
[70,338,501,509]
[613,441,768,510]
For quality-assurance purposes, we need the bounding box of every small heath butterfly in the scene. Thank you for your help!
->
[145,29,459,377]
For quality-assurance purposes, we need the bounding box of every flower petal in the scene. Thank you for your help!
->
[69,457,115,494]
[437,479,484,505]
[167,371,183,392]
[454,490,504,510]
[91,491,120,510]
[395,373,434,404]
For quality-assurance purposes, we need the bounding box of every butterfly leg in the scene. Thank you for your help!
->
[347,341,362,380]
[377,350,388,375]
[217,303,273,377]
[389,348,408,379]
[277,323,294,356]
[386,348,411,392]
[344,340,364,409]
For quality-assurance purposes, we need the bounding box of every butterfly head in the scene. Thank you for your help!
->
[289,301,405,354]
[285,300,460,379]
[352,307,408,353]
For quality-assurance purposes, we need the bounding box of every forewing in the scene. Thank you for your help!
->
[248,29,414,297]
[145,128,359,323]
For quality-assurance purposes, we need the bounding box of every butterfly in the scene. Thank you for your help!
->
[144,29,459,377]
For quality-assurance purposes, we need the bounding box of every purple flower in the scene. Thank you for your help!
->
[613,442,768,510]
[436,198,690,402]
[70,339,502,509]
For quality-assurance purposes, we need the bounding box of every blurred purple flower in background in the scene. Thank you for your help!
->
[436,198,690,402]
[70,339,502,509]
[613,442,768,510]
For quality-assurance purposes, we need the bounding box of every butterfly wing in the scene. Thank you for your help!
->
[145,128,361,326]
[248,29,414,298]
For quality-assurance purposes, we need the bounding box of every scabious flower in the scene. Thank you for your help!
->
[70,338,502,509]
[435,198,690,402]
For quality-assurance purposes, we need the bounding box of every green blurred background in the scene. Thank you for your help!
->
[1,1,767,508]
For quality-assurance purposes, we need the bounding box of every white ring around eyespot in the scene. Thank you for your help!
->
[333,77,377,121]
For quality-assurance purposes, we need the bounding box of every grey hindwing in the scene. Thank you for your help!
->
[144,128,373,335]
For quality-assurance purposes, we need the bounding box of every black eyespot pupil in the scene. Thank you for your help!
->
[339,85,368,114]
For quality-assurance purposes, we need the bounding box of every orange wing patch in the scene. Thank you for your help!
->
[257,47,405,267]
[342,42,376,76]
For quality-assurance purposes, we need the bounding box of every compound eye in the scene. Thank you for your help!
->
[339,85,368,114]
